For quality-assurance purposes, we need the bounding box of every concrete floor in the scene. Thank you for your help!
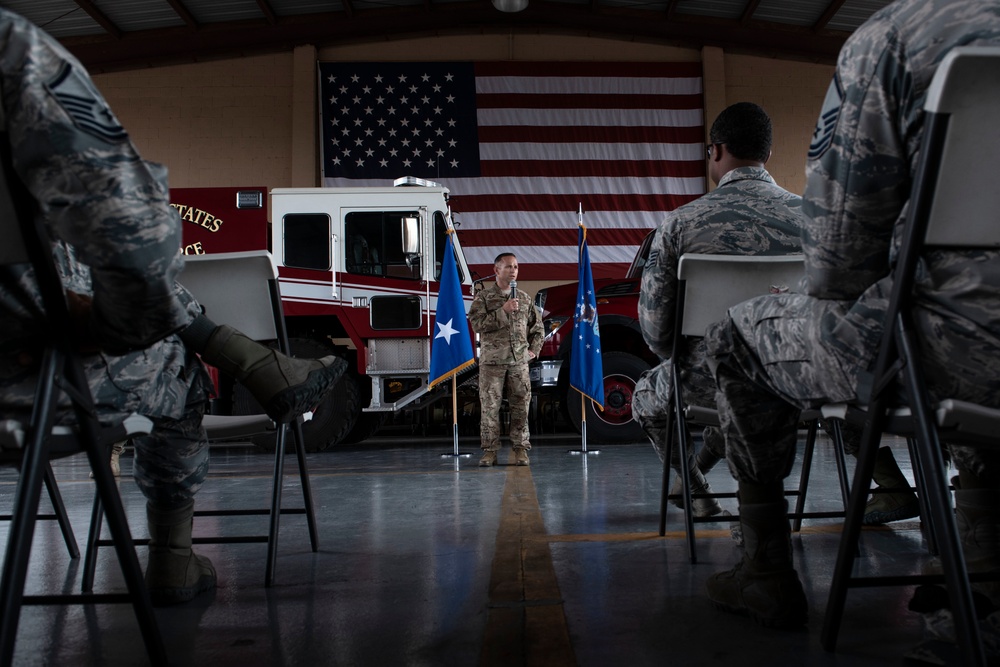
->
[0,431,962,666]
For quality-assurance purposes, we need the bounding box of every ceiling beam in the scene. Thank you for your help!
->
[63,2,850,72]
[164,0,199,30]
[813,0,846,32]
[71,0,122,40]
[256,0,278,24]
[739,0,763,26]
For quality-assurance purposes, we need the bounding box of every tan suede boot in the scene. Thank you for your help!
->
[90,441,126,479]
[201,325,347,423]
[669,446,724,518]
[514,447,530,466]
[863,446,920,525]
[479,450,498,467]
[145,500,216,606]
[706,500,808,629]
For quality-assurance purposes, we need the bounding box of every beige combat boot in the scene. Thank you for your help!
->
[669,454,723,519]
[479,450,498,467]
[514,447,530,466]
[863,446,920,525]
[706,499,808,629]
[91,441,126,479]
[145,500,216,606]
[201,325,347,423]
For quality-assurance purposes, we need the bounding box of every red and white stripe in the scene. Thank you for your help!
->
[324,61,706,281]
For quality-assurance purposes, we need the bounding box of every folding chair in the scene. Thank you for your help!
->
[657,253,852,564]
[1,459,79,559]
[821,46,1000,667]
[0,137,166,665]
[83,250,321,589]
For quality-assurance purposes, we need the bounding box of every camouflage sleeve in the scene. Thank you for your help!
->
[800,16,914,300]
[527,303,544,356]
[0,15,191,352]
[638,217,681,359]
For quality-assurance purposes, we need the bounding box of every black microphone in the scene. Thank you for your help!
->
[509,280,517,300]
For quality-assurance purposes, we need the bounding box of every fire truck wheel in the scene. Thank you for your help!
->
[232,337,358,452]
[564,350,649,444]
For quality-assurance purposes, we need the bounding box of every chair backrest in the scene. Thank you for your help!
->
[178,251,281,342]
[676,253,805,337]
[922,46,1000,247]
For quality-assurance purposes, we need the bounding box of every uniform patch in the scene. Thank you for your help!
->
[46,63,127,143]
[807,73,843,160]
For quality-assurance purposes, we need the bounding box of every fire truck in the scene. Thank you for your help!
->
[171,178,474,451]
[530,230,659,444]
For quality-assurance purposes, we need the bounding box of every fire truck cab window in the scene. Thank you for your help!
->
[345,211,418,280]
[283,213,330,270]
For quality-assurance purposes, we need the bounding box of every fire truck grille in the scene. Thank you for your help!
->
[366,338,429,375]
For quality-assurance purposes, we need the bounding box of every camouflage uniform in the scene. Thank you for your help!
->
[469,281,544,452]
[634,166,802,466]
[0,10,211,507]
[705,0,1000,486]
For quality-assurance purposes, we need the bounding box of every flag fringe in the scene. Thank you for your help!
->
[427,358,478,390]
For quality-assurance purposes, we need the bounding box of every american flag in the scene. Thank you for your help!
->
[319,61,706,281]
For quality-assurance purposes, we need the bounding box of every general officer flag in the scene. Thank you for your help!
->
[569,220,604,408]
[428,231,475,388]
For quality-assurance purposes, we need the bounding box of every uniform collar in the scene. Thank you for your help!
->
[717,165,775,188]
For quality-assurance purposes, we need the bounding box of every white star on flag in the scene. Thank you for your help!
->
[436,318,459,344]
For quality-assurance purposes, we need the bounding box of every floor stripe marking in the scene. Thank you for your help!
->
[481,462,576,667]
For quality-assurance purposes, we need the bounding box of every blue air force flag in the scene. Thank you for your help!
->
[569,223,604,408]
[429,232,475,388]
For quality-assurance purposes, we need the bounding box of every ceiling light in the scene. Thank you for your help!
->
[492,0,528,12]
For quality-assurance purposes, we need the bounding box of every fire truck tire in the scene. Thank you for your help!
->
[564,350,649,444]
[340,411,388,444]
[232,337,357,452]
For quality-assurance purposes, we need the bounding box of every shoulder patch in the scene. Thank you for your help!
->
[807,73,843,160]
[46,63,128,143]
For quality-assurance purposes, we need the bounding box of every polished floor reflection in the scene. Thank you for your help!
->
[1,431,950,666]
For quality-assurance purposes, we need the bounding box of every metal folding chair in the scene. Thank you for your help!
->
[83,251,320,589]
[657,253,851,563]
[0,134,166,666]
[821,46,1000,667]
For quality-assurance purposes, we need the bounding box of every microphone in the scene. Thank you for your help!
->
[509,280,517,300]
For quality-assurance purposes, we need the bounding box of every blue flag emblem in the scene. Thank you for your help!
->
[569,223,604,408]
[429,233,475,388]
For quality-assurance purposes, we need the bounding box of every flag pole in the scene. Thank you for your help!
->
[433,230,474,461]
[569,202,600,456]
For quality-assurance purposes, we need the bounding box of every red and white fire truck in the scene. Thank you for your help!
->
[171,178,474,451]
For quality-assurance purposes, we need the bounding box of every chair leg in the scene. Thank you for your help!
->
[677,419,697,564]
[821,414,883,653]
[0,419,51,666]
[906,436,937,555]
[290,419,319,552]
[82,492,105,593]
[0,352,62,666]
[658,415,674,538]
[829,419,852,509]
[66,359,167,666]
[792,420,818,532]
[265,425,287,588]
[43,463,80,559]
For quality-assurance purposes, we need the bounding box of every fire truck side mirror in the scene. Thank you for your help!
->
[401,217,420,255]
